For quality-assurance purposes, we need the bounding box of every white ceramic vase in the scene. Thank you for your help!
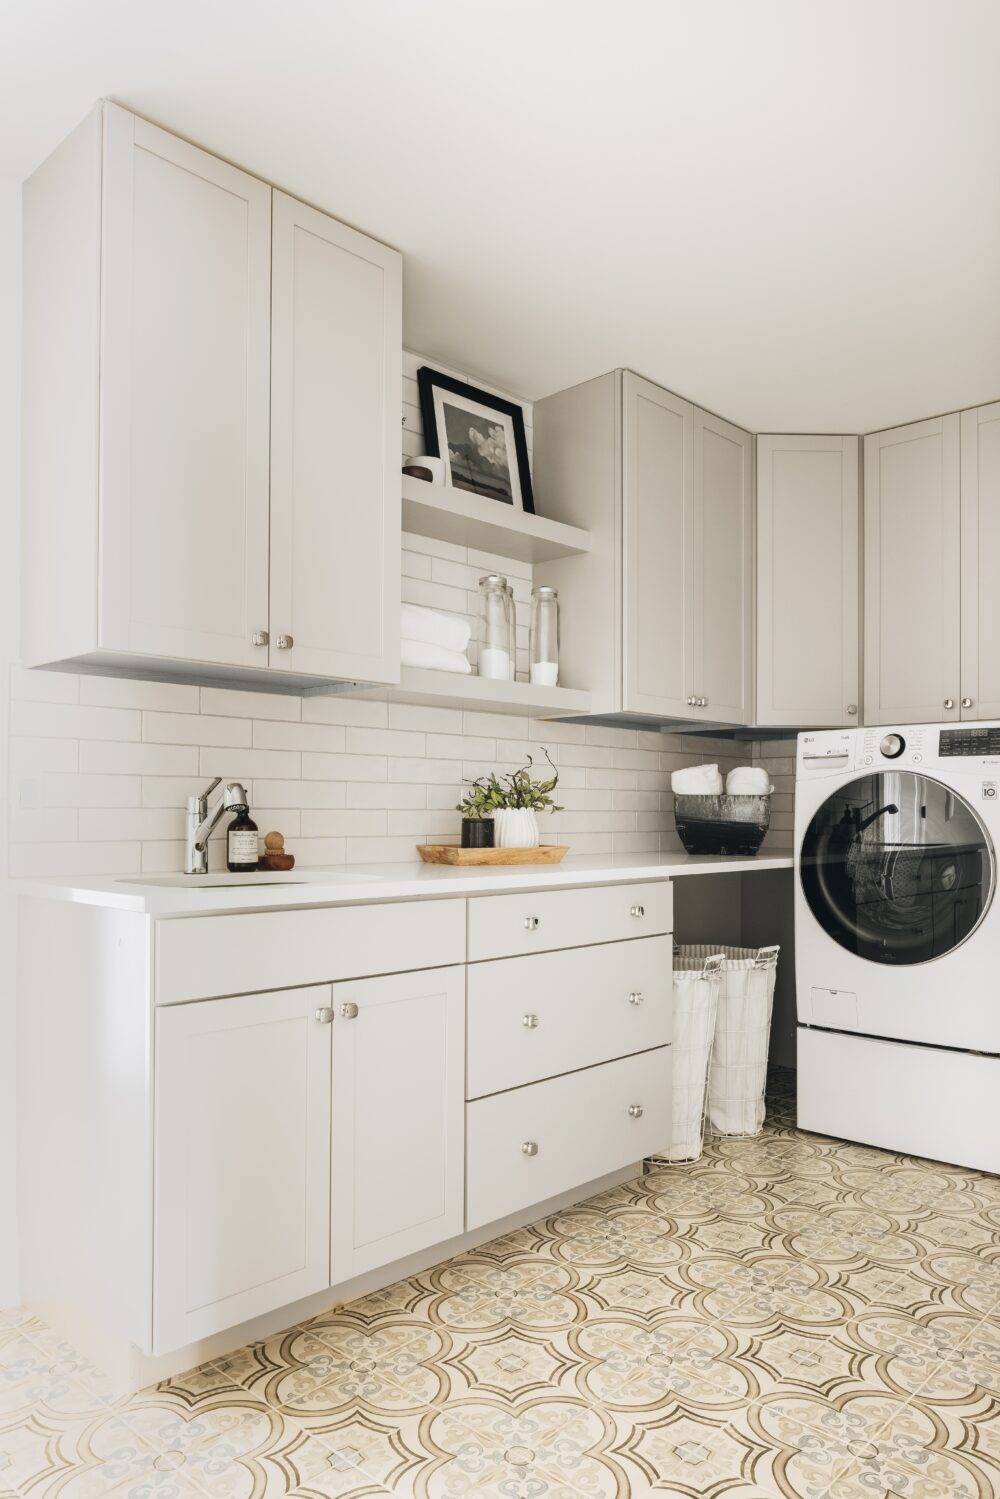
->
[492,808,540,849]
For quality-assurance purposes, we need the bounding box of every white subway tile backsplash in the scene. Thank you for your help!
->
[81,677,200,712]
[12,701,141,741]
[77,808,185,842]
[345,726,425,757]
[27,774,142,809]
[10,667,79,704]
[80,741,199,776]
[143,711,252,748]
[252,720,348,754]
[200,686,302,722]
[199,747,301,779]
[302,752,388,782]
[302,696,388,729]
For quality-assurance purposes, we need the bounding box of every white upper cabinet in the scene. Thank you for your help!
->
[692,409,752,724]
[21,102,401,688]
[270,192,401,682]
[961,402,1000,720]
[864,415,961,726]
[622,374,695,718]
[533,370,751,722]
[99,106,272,667]
[756,435,860,728]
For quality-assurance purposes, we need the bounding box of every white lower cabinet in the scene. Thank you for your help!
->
[465,1048,671,1231]
[153,985,333,1353]
[331,966,466,1280]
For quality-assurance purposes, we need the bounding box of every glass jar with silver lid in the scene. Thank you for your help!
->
[478,574,516,681]
[529,585,559,687]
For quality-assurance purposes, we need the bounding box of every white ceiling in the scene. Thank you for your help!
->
[3,0,998,432]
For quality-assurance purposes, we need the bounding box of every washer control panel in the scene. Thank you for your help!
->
[939,726,1000,757]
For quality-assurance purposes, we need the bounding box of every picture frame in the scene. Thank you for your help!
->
[417,367,534,514]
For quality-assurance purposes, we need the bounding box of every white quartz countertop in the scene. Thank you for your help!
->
[15,850,793,917]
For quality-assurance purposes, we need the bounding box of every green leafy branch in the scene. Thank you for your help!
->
[456,748,562,817]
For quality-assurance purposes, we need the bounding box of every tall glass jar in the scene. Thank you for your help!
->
[478,574,515,680]
[529,585,559,686]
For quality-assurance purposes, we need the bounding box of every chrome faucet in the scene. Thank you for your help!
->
[185,778,249,874]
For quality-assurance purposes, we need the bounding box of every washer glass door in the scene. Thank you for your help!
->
[800,771,995,965]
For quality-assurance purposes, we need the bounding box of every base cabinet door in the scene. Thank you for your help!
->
[756,435,860,727]
[153,985,332,1353]
[864,415,961,725]
[269,190,402,682]
[331,966,465,1280]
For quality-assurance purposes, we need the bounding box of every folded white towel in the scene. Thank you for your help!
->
[671,763,724,795]
[401,638,472,674]
[726,765,771,795]
[401,604,471,654]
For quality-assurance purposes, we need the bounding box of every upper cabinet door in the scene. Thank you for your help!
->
[269,192,402,682]
[622,373,695,717]
[692,410,752,724]
[961,403,1000,720]
[99,104,271,667]
[756,435,860,728]
[864,415,961,726]
[331,965,464,1282]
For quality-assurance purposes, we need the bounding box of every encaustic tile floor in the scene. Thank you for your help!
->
[3,1070,1000,1499]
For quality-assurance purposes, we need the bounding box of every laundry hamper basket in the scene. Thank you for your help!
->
[665,952,725,1161]
[685,944,779,1137]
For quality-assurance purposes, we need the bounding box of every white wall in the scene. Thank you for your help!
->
[1,179,21,1306]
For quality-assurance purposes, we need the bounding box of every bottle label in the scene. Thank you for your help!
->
[229,829,258,863]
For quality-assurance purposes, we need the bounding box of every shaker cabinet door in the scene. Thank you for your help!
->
[961,402,1000,720]
[621,373,695,717]
[692,409,752,725]
[331,966,465,1280]
[99,104,272,667]
[269,191,402,682]
[153,985,332,1353]
[864,415,961,725]
[756,435,859,728]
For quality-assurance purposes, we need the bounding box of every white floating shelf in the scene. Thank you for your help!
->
[401,476,591,564]
[388,667,590,717]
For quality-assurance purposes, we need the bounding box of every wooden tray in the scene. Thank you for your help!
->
[417,844,569,866]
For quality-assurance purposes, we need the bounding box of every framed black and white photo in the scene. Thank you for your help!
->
[417,367,534,514]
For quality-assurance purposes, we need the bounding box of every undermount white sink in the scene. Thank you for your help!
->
[116,871,381,889]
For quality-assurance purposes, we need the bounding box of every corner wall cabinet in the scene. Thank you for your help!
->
[532,370,752,723]
[756,435,860,728]
[860,409,1000,727]
[21,101,401,689]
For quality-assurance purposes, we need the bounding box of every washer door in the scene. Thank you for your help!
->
[800,771,995,965]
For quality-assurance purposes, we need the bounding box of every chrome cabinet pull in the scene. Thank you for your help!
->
[339,1002,359,1019]
[686,695,696,707]
[630,904,645,918]
[524,915,540,931]
[627,1103,644,1119]
[521,1140,538,1157]
[251,630,269,647]
[314,1006,334,1024]
[627,991,644,1006]
[522,1013,539,1029]
[275,633,294,650]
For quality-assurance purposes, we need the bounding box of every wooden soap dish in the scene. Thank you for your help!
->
[417,844,569,866]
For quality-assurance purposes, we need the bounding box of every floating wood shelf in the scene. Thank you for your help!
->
[401,476,591,564]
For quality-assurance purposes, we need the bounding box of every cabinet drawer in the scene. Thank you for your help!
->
[466,1048,671,1230]
[467,880,672,961]
[156,898,465,1004]
[467,937,671,1099]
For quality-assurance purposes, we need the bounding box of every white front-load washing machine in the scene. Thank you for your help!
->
[795,721,1000,1172]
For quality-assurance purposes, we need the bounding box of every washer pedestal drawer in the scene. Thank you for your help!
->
[465,1047,671,1231]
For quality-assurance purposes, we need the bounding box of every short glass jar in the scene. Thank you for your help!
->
[478,574,516,681]
[529,585,559,686]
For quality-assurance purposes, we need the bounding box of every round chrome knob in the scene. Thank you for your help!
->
[314,1007,334,1024]
[627,1104,644,1119]
[699,697,708,708]
[524,915,540,931]
[846,703,857,716]
[339,1001,359,1019]
[962,697,974,709]
[522,1013,539,1029]
[275,633,294,650]
[630,904,645,918]
[627,991,644,1006]
[943,698,955,710]
[686,695,697,707]
[521,1140,538,1157]
[879,733,905,760]
[251,630,269,647]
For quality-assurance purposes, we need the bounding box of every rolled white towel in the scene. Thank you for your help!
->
[401,638,472,674]
[671,763,724,795]
[401,604,471,654]
[726,765,771,795]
